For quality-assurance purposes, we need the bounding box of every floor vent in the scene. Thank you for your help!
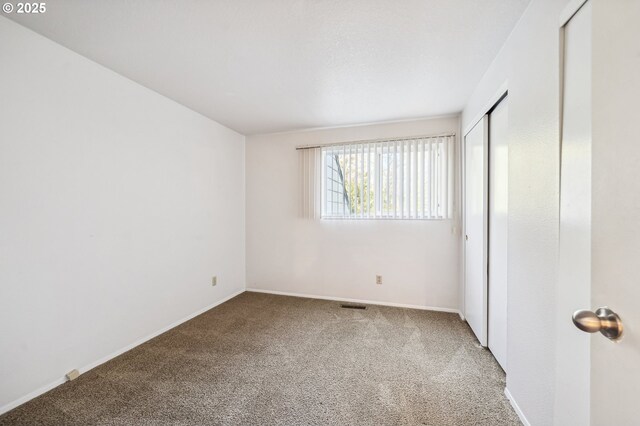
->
[340,304,367,310]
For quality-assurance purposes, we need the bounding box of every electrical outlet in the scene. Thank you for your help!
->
[212,276,217,286]
[376,275,382,285]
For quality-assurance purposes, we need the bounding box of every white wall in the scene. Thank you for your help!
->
[246,117,460,311]
[461,0,570,424]
[0,17,245,412]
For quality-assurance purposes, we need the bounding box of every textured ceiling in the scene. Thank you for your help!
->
[8,0,530,134]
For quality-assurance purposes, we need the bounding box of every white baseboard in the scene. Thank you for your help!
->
[504,387,530,426]
[0,377,68,417]
[246,288,461,315]
[0,289,244,416]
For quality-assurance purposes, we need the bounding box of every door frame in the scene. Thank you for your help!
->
[554,1,592,424]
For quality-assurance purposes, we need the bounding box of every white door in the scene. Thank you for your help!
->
[557,1,640,424]
[590,0,640,423]
[488,97,508,371]
[464,116,488,347]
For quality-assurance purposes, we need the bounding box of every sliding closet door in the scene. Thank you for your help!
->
[488,97,508,370]
[464,116,488,347]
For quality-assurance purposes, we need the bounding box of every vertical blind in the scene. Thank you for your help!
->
[300,134,455,220]
[299,147,321,219]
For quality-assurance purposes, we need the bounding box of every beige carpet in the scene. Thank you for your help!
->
[0,292,520,425]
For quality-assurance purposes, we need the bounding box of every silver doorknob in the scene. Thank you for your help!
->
[572,307,623,341]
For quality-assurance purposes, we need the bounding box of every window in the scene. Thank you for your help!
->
[319,135,454,219]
